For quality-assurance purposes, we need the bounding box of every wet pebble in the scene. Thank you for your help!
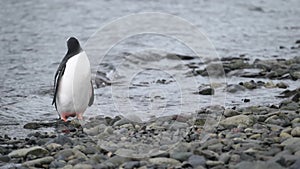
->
[276,82,289,89]
[198,86,214,95]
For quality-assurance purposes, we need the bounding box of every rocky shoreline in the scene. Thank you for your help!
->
[1,95,300,169]
[1,54,300,169]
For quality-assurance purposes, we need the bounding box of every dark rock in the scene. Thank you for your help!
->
[292,93,300,102]
[181,161,194,168]
[121,161,140,169]
[47,134,73,146]
[0,155,10,162]
[198,87,214,95]
[166,53,195,60]
[243,98,250,103]
[279,46,286,49]
[24,122,41,130]
[276,82,289,89]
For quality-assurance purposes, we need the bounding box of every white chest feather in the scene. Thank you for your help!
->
[56,52,92,114]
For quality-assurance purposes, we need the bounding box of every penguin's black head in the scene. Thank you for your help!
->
[66,37,81,55]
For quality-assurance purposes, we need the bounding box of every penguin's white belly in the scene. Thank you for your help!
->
[56,52,91,114]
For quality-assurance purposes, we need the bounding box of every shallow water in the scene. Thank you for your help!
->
[0,0,299,137]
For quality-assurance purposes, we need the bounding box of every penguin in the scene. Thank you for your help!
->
[52,37,94,121]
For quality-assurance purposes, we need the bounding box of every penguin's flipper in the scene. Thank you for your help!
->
[52,60,67,110]
[88,80,94,106]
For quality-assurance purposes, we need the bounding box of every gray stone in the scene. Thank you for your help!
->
[280,132,292,139]
[22,156,54,167]
[281,138,300,146]
[291,118,300,124]
[48,135,73,145]
[8,146,48,158]
[196,149,219,160]
[291,126,300,137]
[74,149,88,160]
[169,121,189,130]
[73,164,93,169]
[206,160,224,167]
[243,81,257,89]
[226,84,246,93]
[276,82,289,89]
[121,161,140,169]
[265,114,290,127]
[0,155,10,162]
[218,152,230,164]
[291,159,300,169]
[113,118,132,126]
[55,149,74,161]
[83,125,101,136]
[46,143,62,151]
[235,161,286,169]
[220,115,253,128]
[61,164,73,169]
[282,138,300,153]
[224,109,240,117]
[170,142,191,152]
[105,155,130,166]
[229,154,240,164]
[149,157,181,165]
[290,71,300,80]
[170,152,193,162]
[49,160,67,168]
[207,143,223,152]
[188,155,206,167]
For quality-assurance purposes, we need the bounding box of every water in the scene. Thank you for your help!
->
[0,0,299,137]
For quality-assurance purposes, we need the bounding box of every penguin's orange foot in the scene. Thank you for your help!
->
[61,112,76,122]
[76,113,83,120]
